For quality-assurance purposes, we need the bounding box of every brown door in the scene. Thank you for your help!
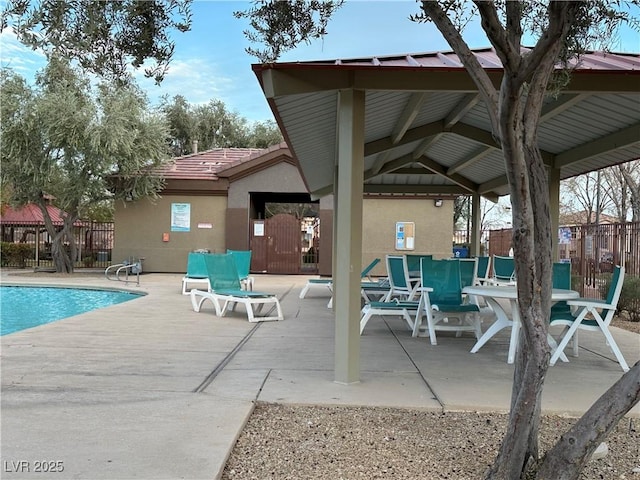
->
[250,214,302,274]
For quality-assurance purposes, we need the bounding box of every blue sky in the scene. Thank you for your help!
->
[1,1,639,123]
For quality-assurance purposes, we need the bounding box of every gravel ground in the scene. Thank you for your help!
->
[222,404,640,480]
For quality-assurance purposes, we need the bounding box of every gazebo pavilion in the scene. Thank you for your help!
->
[252,47,640,383]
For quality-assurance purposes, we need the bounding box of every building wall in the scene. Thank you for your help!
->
[113,195,227,273]
[227,162,307,207]
[226,162,309,251]
[362,197,454,277]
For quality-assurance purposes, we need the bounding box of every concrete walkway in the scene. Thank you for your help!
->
[1,272,638,480]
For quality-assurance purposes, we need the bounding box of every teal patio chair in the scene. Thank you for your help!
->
[190,253,283,322]
[474,256,491,285]
[383,255,420,302]
[550,265,628,371]
[181,252,211,295]
[459,258,477,289]
[406,254,432,277]
[299,258,382,308]
[490,255,516,285]
[413,258,482,344]
[551,261,572,316]
[227,249,255,290]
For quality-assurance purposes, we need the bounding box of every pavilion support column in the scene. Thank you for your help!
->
[470,193,481,256]
[549,167,561,261]
[334,88,365,384]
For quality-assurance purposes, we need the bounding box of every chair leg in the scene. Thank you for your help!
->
[299,283,311,299]
[550,311,588,366]
[360,307,373,334]
[427,313,438,346]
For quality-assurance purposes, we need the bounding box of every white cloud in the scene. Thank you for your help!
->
[0,27,46,78]
[134,56,235,107]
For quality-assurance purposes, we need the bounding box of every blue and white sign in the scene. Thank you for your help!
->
[171,203,191,232]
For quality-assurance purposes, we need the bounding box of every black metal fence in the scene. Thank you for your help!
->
[0,221,114,269]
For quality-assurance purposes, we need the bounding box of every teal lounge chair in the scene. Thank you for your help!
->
[227,249,255,290]
[190,253,283,322]
[181,252,211,295]
[299,258,382,308]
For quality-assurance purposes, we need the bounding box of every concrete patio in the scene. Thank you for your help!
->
[1,271,638,479]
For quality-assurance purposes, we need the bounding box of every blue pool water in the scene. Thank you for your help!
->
[0,286,142,335]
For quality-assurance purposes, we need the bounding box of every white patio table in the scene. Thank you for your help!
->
[462,285,580,364]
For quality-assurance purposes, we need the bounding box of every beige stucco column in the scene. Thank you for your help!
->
[549,166,561,261]
[334,89,365,384]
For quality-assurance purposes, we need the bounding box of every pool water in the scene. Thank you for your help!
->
[0,286,142,335]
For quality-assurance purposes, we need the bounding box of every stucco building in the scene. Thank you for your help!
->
[113,143,453,275]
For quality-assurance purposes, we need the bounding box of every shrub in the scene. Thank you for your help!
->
[0,242,35,268]
[600,272,640,322]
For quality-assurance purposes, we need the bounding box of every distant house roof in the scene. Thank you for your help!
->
[559,210,620,226]
[0,203,85,226]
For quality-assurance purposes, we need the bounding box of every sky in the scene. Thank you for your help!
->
[1,1,639,124]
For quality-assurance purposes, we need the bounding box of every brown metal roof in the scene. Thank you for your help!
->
[252,47,640,200]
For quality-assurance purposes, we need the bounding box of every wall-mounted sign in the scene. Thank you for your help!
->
[395,222,415,250]
[559,227,572,245]
[254,221,265,237]
[171,203,191,232]
[197,223,213,229]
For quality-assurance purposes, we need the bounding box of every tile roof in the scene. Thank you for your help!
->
[0,203,85,226]
[156,147,266,181]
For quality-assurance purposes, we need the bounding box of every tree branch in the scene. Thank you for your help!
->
[420,1,499,134]
[520,1,581,81]
[474,1,521,73]
[537,361,640,479]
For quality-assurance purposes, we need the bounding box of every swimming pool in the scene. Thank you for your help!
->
[0,285,143,335]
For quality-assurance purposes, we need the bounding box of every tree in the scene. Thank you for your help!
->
[561,172,615,224]
[1,0,192,83]
[605,160,640,222]
[0,59,170,272]
[159,95,283,156]
[3,0,637,477]
[236,1,640,479]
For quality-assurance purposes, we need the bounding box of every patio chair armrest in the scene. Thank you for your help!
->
[566,298,613,309]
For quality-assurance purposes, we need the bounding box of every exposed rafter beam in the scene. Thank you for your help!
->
[448,122,500,149]
[365,154,414,179]
[370,151,391,176]
[364,184,468,195]
[554,123,640,169]
[540,94,589,123]
[412,133,443,160]
[448,123,555,164]
[364,121,444,156]
[479,175,509,195]
[444,93,481,128]
[391,92,430,144]
[447,147,493,176]
[416,155,478,193]
[387,167,437,175]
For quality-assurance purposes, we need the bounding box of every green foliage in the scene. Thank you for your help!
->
[601,273,640,321]
[0,242,34,268]
[1,58,170,272]
[234,0,344,62]
[1,0,193,83]
[159,95,283,155]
